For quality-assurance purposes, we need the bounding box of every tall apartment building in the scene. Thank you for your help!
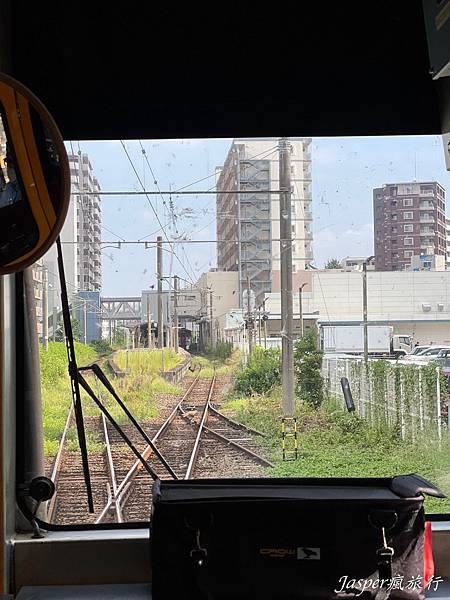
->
[44,152,102,318]
[373,181,446,271]
[216,138,312,305]
[446,218,450,269]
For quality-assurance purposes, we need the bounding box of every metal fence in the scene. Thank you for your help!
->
[321,356,445,440]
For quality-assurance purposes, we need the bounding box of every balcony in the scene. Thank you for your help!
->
[419,201,434,210]
[420,215,435,224]
[420,228,434,236]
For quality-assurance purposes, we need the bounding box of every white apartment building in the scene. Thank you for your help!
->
[43,152,102,317]
[446,217,450,269]
[216,138,312,305]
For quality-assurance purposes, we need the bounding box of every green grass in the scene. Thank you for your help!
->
[188,350,241,379]
[222,387,450,515]
[114,348,183,375]
[41,344,183,456]
[41,341,98,457]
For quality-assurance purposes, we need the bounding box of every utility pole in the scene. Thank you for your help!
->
[157,235,164,349]
[209,289,214,348]
[258,306,262,346]
[263,299,267,349]
[84,300,87,345]
[42,266,48,350]
[52,306,57,342]
[246,274,253,357]
[299,283,307,338]
[362,256,375,367]
[173,275,179,353]
[279,137,295,416]
[147,298,152,349]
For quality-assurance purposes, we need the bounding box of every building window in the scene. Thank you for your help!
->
[403,212,413,220]
[404,224,413,232]
[404,250,413,258]
[391,214,398,221]
[403,198,413,207]
[391,226,397,234]
[404,237,414,246]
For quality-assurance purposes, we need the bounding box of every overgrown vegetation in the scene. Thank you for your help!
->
[41,345,183,457]
[89,338,113,356]
[205,341,234,361]
[226,333,450,514]
[234,347,281,396]
[95,349,183,424]
[189,350,241,379]
[40,341,98,457]
[222,390,450,514]
[114,348,183,375]
[294,330,324,409]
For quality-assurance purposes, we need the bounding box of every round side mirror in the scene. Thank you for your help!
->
[0,73,70,274]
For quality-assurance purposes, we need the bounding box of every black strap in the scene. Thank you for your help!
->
[374,547,393,600]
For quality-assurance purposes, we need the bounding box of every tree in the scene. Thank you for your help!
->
[325,258,341,269]
[54,316,82,342]
[294,329,324,409]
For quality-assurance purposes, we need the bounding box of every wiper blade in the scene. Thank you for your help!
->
[57,237,94,513]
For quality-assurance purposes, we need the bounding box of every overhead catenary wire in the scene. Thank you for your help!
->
[120,141,197,287]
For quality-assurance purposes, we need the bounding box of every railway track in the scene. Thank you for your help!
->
[49,369,273,525]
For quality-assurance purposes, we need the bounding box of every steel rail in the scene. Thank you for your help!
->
[183,376,216,479]
[95,372,202,523]
[202,422,274,468]
[101,413,123,523]
[207,403,266,437]
[47,403,74,522]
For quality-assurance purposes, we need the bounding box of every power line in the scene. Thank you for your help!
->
[101,224,126,241]
[121,141,196,286]
[139,140,197,286]
[70,189,286,196]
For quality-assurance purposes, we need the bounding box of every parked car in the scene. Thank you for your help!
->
[408,345,430,356]
[433,348,450,374]
[409,346,450,363]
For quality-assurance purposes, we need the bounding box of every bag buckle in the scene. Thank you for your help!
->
[190,529,207,567]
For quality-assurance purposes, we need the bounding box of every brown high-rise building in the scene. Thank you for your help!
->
[373,181,446,271]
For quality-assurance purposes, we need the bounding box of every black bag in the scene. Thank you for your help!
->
[151,475,444,600]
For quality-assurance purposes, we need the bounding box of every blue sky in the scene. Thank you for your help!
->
[70,136,450,296]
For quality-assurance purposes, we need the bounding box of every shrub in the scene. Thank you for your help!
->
[206,341,234,361]
[235,346,281,396]
[294,330,324,409]
[89,339,113,356]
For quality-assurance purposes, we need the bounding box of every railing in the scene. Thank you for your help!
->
[321,356,443,440]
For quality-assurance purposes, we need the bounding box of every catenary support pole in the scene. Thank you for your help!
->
[246,274,252,357]
[84,300,87,345]
[299,283,306,338]
[52,306,57,342]
[209,289,214,348]
[42,267,48,351]
[279,137,295,416]
[157,236,164,349]
[363,261,369,366]
[147,298,152,349]
[174,275,179,352]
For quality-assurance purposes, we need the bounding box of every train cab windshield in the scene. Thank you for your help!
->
[25,134,450,529]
